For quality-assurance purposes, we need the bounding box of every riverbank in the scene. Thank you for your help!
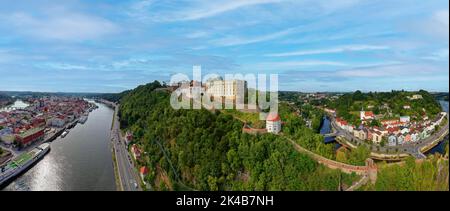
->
[109,101,142,191]
[321,100,449,162]
[108,103,123,191]
[2,102,116,191]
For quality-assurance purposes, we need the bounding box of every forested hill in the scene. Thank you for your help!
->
[329,90,442,126]
[0,93,13,107]
[433,92,449,102]
[117,81,358,191]
[0,93,12,101]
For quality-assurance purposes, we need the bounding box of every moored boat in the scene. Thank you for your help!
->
[61,130,69,138]
[0,143,51,188]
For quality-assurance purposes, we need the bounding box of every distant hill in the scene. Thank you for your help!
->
[0,90,134,103]
[85,90,132,103]
[0,93,12,101]
[0,93,13,107]
[432,92,449,102]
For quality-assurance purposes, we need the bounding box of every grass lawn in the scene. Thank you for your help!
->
[221,109,265,128]
[13,152,32,166]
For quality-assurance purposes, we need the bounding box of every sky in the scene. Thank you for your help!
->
[0,0,448,93]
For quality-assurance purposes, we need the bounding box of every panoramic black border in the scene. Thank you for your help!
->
[1,190,449,209]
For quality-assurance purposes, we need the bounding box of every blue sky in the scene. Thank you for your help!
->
[0,0,448,93]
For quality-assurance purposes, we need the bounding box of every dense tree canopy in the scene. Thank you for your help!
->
[362,156,449,191]
[329,90,442,125]
[0,93,13,106]
[117,83,447,191]
[118,82,358,190]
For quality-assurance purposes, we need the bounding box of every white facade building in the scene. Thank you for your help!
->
[205,79,247,100]
[400,116,410,123]
[388,135,397,146]
[266,113,281,134]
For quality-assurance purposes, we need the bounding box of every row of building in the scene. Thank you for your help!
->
[335,109,447,146]
[130,144,149,184]
[0,97,91,148]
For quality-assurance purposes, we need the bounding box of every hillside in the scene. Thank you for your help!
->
[118,81,359,191]
[361,155,449,191]
[329,90,442,126]
[0,93,13,107]
[433,92,449,102]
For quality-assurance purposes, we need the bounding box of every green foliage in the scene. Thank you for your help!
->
[96,91,132,103]
[432,92,449,102]
[0,93,12,101]
[221,109,263,128]
[0,93,14,108]
[118,82,359,190]
[445,141,449,157]
[335,146,370,166]
[363,156,449,191]
[330,90,442,123]
[346,146,371,166]
[369,119,381,127]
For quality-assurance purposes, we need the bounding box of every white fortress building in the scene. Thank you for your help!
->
[205,77,247,100]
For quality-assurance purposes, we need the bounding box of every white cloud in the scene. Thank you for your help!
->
[266,45,390,57]
[336,63,442,77]
[0,49,19,63]
[131,0,155,12]
[179,0,282,21]
[131,0,282,22]
[35,62,90,70]
[211,26,301,47]
[417,9,449,40]
[128,0,363,23]
[317,0,361,12]
[433,10,449,27]
[0,48,48,63]
[251,60,348,70]
[185,31,211,39]
[4,11,119,41]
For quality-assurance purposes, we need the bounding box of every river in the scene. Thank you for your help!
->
[3,102,116,191]
[319,116,342,150]
[319,100,449,153]
[425,100,449,155]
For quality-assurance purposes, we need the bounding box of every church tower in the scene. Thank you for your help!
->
[360,107,365,120]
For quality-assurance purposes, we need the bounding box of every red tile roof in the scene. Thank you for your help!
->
[336,118,348,126]
[387,127,399,134]
[266,113,281,122]
[140,166,149,175]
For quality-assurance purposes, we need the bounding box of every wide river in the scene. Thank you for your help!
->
[3,102,116,191]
